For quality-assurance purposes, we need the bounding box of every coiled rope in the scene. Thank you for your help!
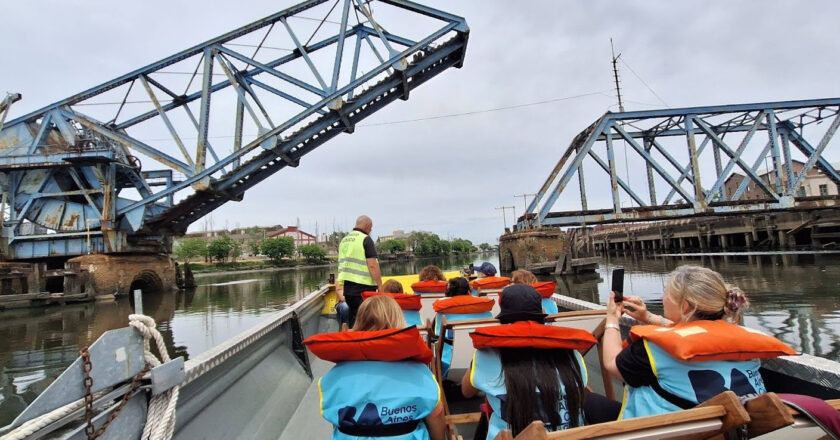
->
[0,314,179,440]
[128,314,179,440]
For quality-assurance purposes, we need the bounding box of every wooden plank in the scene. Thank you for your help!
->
[695,391,750,433]
[537,406,726,440]
[744,393,794,438]
[445,413,482,424]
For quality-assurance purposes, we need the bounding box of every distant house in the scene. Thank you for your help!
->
[722,160,840,200]
[268,226,316,247]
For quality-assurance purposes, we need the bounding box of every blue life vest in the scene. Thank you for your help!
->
[470,349,587,440]
[404,310,422,327]
[619,339,766,419]
[541,298,558,314]
[320,360,440,440]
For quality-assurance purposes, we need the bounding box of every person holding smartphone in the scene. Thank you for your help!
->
[600,265,795,420]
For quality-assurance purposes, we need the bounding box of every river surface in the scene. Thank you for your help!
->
[1,252,838,425]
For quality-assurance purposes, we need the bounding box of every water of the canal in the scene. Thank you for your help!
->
[1,251,838,425]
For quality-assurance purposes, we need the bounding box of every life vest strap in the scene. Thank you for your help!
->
[648,379,696,410]
[337,419,420,437]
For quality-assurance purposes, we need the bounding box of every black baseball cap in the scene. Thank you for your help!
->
[495,284,547,324]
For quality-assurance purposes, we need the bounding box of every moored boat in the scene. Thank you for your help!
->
[1,280,838,439]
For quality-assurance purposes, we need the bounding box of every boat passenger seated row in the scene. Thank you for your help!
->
[308,265,838,440]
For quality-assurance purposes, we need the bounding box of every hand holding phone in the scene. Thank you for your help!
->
[611,268,625,302]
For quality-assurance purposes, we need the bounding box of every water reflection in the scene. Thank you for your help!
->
[0,254,494,425]
[555,253,840,363]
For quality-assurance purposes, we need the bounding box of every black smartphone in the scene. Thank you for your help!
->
[611,268,625,302]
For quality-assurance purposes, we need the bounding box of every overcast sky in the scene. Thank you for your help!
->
[2,1,838,244]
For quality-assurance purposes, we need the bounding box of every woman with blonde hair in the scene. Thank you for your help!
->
[353,295,408,331]
[307,295,446,440]
[603,265,795,420]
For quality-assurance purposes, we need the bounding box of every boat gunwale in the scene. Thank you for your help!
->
[181,284,329,385]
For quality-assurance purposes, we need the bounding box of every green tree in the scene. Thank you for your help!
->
[207,236,234,263]
[479,243,492,251]
[173,237,207,262]
[411,232,449,257]
[262,236,295,264]
[378,239,406,254]
[298,244,327,263]
[326,231,348,251]
[450,238,474,253]
[230,239,244,263]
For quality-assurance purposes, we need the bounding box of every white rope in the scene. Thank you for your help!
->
[0,398,87,440]
[1,315,180,440]
[128,314,180,440]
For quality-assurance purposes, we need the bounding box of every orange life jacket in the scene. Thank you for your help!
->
[361,291,422,311]
[411,279,447,293]
[531,281,557,298]
[304,326,433,364]
[470,276,511,290]
[433,295,495,314]
[470,321,597,351]
[630,320,797,362]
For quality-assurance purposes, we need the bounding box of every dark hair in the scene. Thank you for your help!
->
[499,347,584,435]
[445,277,470,297]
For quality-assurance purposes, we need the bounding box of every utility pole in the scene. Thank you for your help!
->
[610,38,625,113]
[514,193,536,226]
[495,206,514,230]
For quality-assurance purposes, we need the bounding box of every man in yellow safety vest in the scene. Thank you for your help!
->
[337,215,383,326]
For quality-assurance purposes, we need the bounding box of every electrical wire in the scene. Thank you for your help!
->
[618,57,670,108]
[358,91,611,127]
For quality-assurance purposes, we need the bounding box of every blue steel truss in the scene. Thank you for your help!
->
[0,0,468,259]
[522,98,840,228]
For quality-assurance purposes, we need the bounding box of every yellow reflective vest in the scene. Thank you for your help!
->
[337,230,375,286]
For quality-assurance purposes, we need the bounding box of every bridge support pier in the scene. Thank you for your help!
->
[778,231,789,249]
[70,254,176,296]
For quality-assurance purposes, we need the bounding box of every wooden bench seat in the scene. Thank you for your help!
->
[495,391,749,440]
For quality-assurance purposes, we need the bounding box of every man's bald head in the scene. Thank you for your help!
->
[355,215,373,234]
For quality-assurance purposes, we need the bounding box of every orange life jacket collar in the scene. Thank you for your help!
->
[470,276,510,290]
[531,281,557,298]
[630,320,797,362]
[361,291,422,311]
[411,279,447,293]
[304,326,433,364]
[470,321,597,351]
[433,295,495,314]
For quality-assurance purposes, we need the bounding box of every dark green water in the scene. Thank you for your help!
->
[1,251,838,425]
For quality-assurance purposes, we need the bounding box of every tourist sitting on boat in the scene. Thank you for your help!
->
[470,262,510,294]
[411,265,448,294]
[362,280,423,327]
[432,277,495,378]
[460,284,596,439]
[510,269,558,314]
[305,295,446,440]
[602,265,797,420]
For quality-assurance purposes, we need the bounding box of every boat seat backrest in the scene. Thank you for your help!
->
[497,391,750,440]
[441,317,499,383]
[485,293,501,316]
[545,310,606,335]
[419,294,445,327]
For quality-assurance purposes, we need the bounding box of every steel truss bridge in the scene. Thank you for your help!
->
[520,98,840,229]
[0,0,468,259]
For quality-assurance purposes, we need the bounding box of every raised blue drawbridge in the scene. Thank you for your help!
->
[0,0,468,259]
[521,99,840,229]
